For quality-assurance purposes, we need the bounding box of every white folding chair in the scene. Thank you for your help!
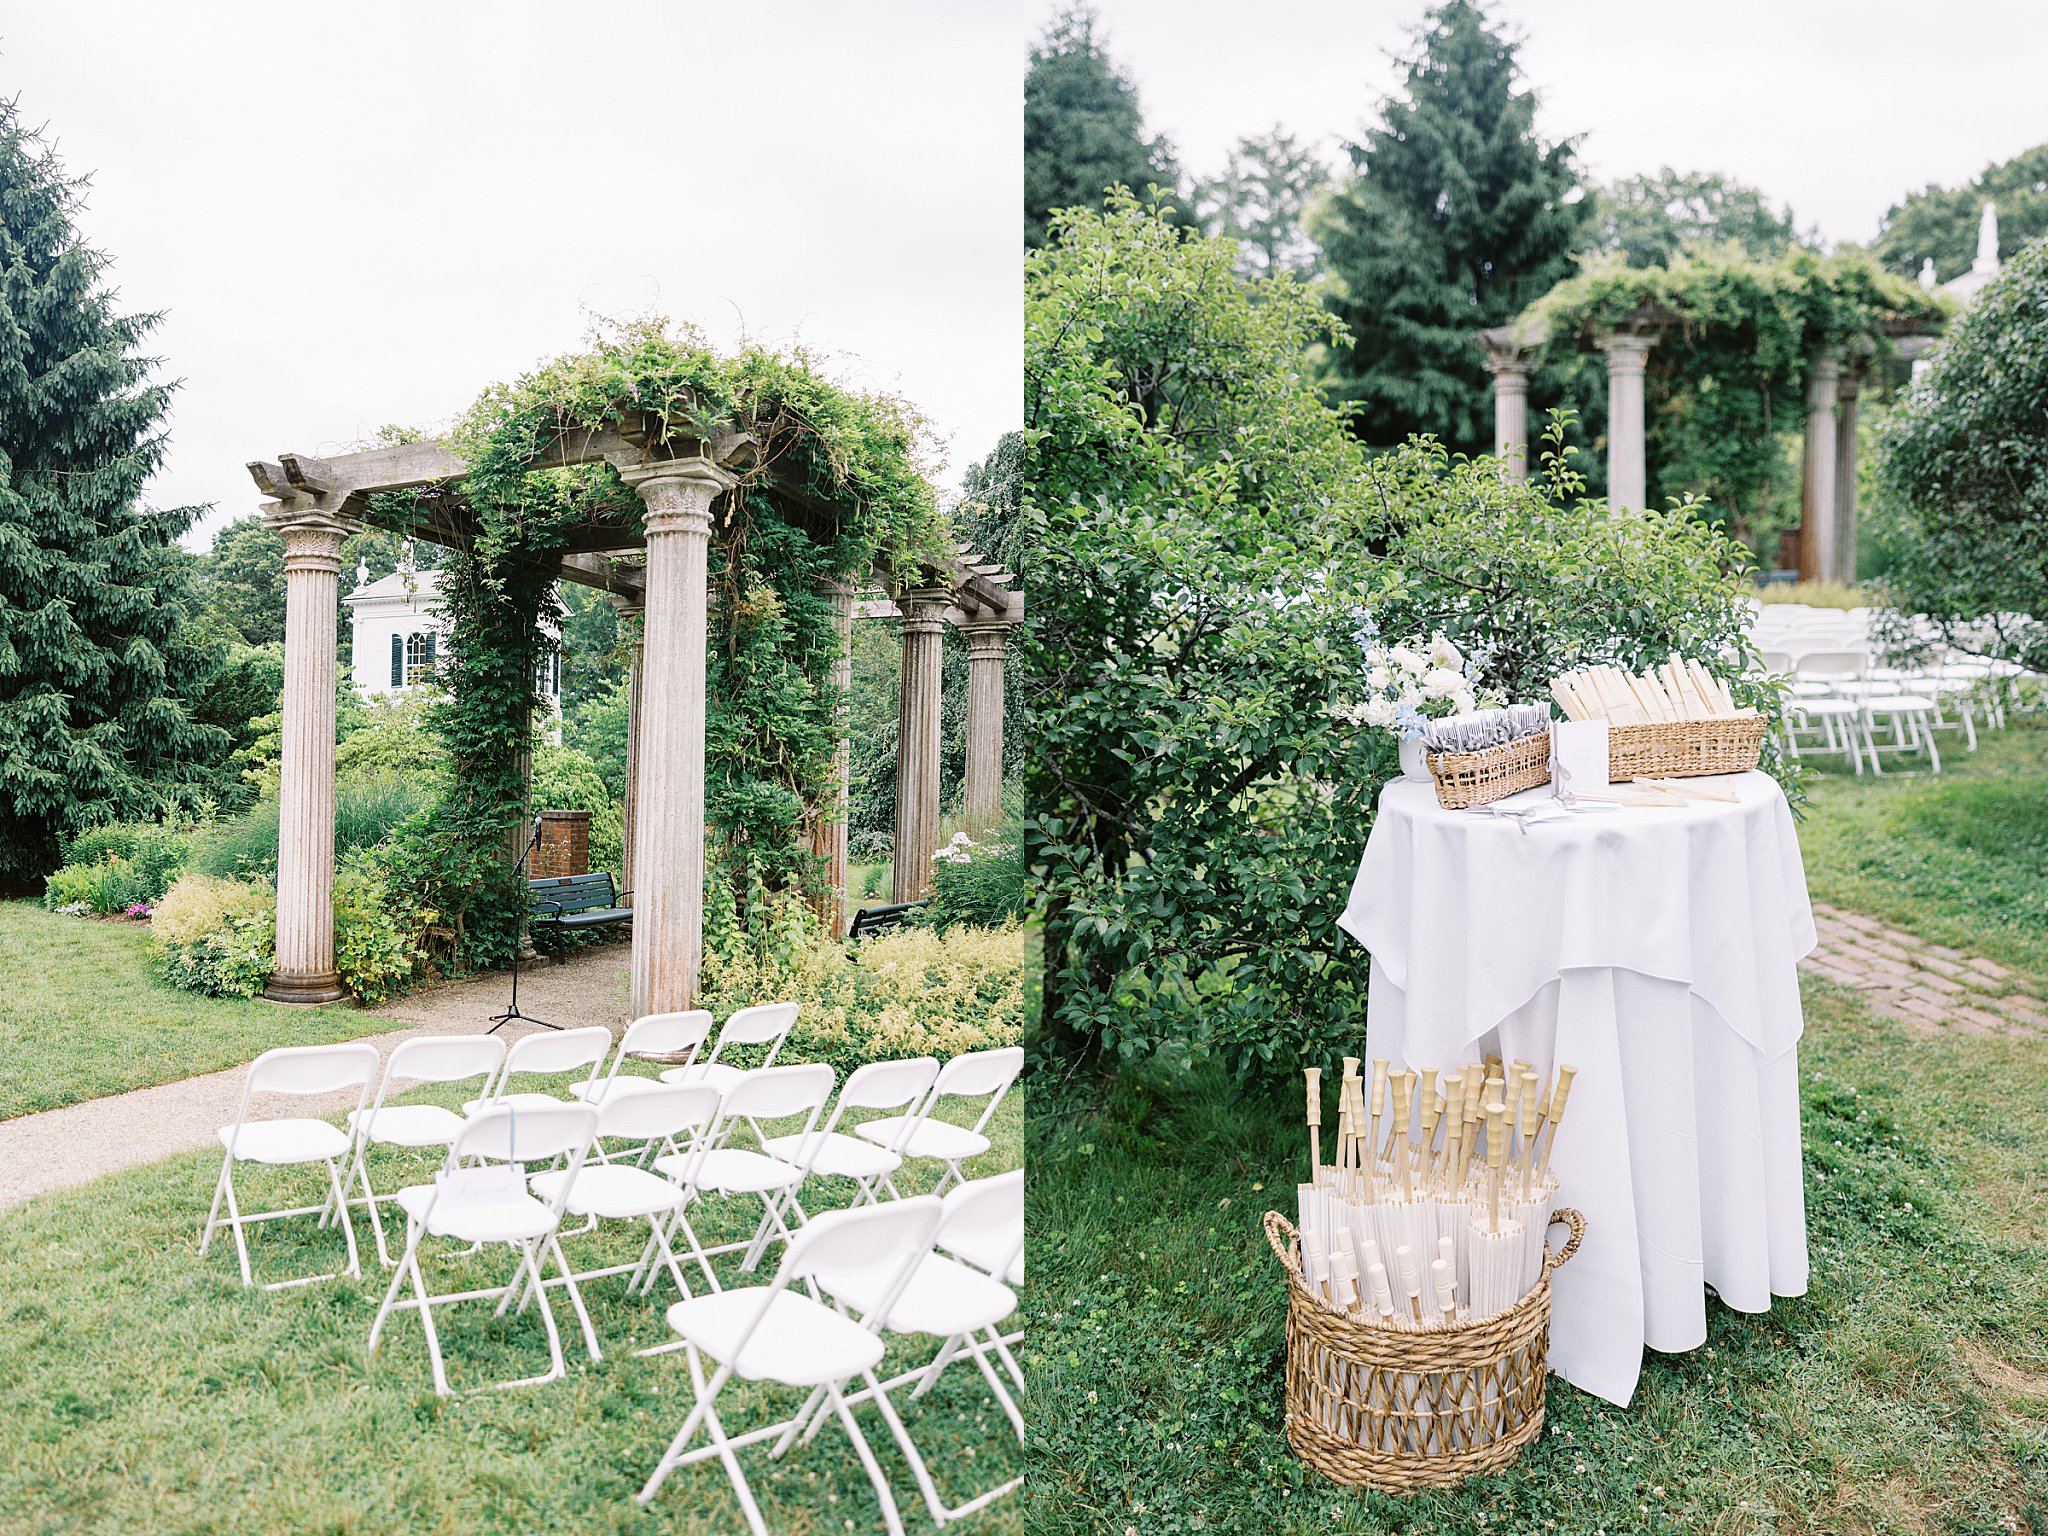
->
[660,1002,800,1096]
[569,1010,715,1108]
[367,1102,601,1397]
[654,1063,835,1275]
[201,1042,379,1290]
[464,1024,611,1112]
[345,1034,507,1267]
[856,1045,1022,1194]
[528,1082,724,1315]
[740,1057,942,1270]
[814,1171,1025,1526]
[635,1197,946,1536]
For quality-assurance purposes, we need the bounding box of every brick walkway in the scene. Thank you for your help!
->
[1803,902,2048,1040]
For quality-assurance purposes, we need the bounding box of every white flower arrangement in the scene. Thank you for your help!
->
[1331,627,1503,741]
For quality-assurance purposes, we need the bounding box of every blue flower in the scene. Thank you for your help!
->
[1396,703,1426,742]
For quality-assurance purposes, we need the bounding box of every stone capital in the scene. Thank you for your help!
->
[959,617,1016,659]
[1480,346,1533,386]
[261,507,353,577]
[1806,348,1842,406]
[895,584,952,636]
[1593,331,1656,375]
[619,457,737,538]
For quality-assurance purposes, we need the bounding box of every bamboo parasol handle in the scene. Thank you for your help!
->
[1542,1207,1586,1275]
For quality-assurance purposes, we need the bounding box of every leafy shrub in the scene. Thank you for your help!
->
[531,739,623,875]
[151,874,277,998]
[920,829,1027,930]
[333,851,437,1005]
[701,923,1026,1078]
[53,822,192,907]
[194,775,433,881]
[61,826,141,865]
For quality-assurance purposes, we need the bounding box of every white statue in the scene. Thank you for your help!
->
[1975,201,2000,275]
[1919,257,1938,288]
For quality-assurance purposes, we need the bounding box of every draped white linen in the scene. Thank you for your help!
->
[1338,773,1815,1406]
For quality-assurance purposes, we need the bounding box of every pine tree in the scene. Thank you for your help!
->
[1318,1,1585,453]
[0,97,224,879]
[1024,4,1178,248]
[1190,128,1332,281]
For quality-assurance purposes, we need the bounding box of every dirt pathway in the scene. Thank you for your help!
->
[0,944,631,1211]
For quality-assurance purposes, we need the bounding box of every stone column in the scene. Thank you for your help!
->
[1800,351,1841,583]
[609,594,645,905]
[620,459,733,1018]
[960,618,1012,835]
[1833,364,1862,586]
[1595,332,1655,512]
[1483,351,1533,480]
[264,511,351,1004]
[891,586,950,904]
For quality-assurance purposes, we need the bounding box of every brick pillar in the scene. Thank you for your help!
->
[533,810,591,880]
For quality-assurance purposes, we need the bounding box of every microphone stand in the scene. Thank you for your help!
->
[487,817,558,1034]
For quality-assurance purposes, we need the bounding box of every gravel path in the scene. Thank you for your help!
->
[0,944,631,1212]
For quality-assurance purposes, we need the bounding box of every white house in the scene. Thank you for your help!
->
[342,563,564,715]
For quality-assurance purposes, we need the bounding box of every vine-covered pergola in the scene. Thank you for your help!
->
[247,399,1019,1016]
[1475,249,1948,580]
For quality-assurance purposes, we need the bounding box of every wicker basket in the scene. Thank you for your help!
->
[1263,1207,1584,1492]
[1425,729,1552,810]
[1607,715,1767,781]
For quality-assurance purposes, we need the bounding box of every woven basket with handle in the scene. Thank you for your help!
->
[1607,716,1766,781]
[1264,1207,1584,1492]
[1424,729,1552,810]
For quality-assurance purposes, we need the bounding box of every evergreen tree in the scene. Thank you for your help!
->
[1589,168,1806,269]
[1875,143,2048,284]
[1317,1,1585,453]
[0,98,224,878]
[1190,128,1332,280]
[1024,3,1177,248]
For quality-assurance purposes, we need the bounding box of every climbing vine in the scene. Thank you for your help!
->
[1520,246,1946,559]
[373,318,951,971]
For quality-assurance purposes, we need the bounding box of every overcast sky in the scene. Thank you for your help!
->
[1079,0,2047,248]
[3,1,1026,549]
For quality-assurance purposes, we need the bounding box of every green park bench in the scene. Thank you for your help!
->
[847,900,925,940]
[527,872,633,958]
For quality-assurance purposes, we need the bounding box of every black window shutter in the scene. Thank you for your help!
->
[391,634,402,687]
[424,632,437,668]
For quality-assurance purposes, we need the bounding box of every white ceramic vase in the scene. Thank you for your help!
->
[1399,736,1432,783]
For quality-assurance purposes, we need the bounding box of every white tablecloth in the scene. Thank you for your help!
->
[1337,772,1815,1406]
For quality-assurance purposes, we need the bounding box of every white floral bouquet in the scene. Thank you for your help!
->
[1332,623,1503,742]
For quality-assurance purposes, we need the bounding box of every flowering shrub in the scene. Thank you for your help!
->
[701,922,1025,1078]
[126,903,152,920]
[43,856,156,916]
[332,851,438,1005]
[1332,628,1503,738]
[151,874,277,998]
[921,828,1028,930]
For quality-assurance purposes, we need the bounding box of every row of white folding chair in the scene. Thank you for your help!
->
[635,1170,1026,1534]
[1759,649,1942,774]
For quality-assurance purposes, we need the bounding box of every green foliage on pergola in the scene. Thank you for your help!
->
[1514,246,1948,549]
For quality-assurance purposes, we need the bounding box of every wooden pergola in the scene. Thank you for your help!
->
[247,414,1020,1015]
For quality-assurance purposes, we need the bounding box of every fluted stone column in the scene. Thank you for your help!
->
[892,587,950,903]
[1595,332,1654,512]
[1800,351,1841,583]
[1833,364,1862,586]
[621,459,733,1017]
[1483,351,1533,480]
[960,619,1012,835]
[609,594,645,906]
[265,512,351,1004]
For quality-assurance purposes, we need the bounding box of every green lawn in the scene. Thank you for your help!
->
[0,1085,1023,1535]
[1798,716,2048,977]
[1025,982,2048,1533]
[0,901,407,1121]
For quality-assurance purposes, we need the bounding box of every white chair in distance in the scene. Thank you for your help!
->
[367,1102,601,1397]
[812,1169,1026,1527]
[635,1196,946,1536]
[528,1082,725,1319]
[856,1045,1023,1195]
[654,1063,835,1276]
[660,1001,800,1097]
[201,1041,380,1290]
[569,1010,714,1110]
[1762,648,1864,773]
[464,1024,611,1113]
[740,1056,942,1270]
[344,1034,507,1267]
